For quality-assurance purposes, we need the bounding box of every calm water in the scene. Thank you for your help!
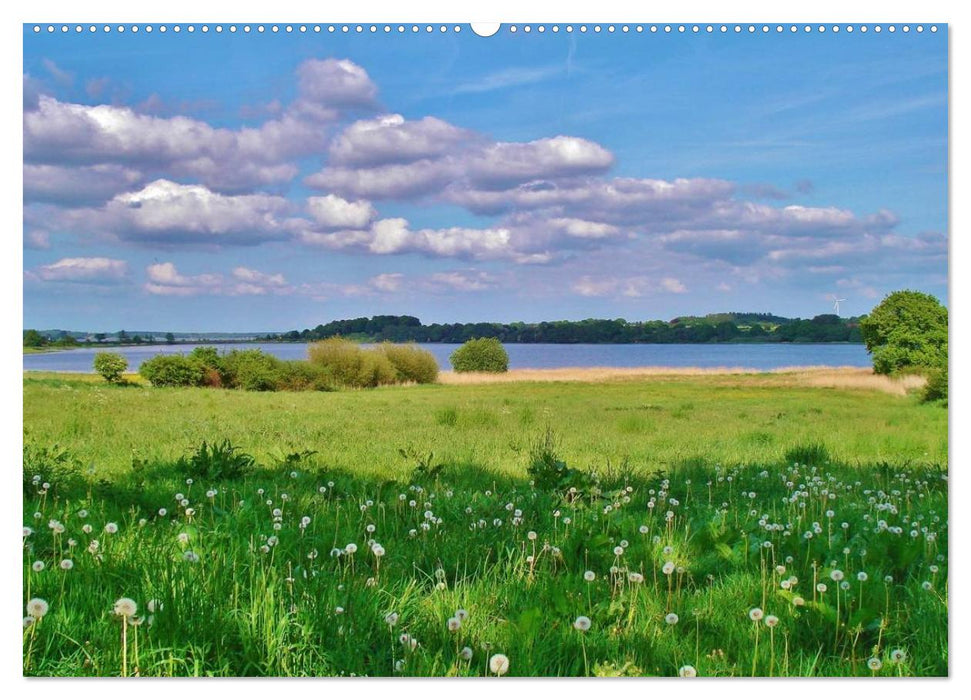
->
[24,342,871,373]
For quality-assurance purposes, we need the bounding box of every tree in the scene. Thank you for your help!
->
[93,352,128,384]
[450,338,509,373]
[859,291,948,375]
[23,329,46,347]
[165,332,176,345]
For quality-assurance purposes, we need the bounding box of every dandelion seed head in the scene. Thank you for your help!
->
[489,653,510,675]
[573,615,592,631]
[26,598,49,619]
[113,598,137,617]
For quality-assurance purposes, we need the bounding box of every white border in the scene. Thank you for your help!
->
[4,2,963,699]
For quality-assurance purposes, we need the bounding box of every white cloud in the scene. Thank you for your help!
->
[307,194,376,230]
[328,114,474,167]
[144,262,292,296]
[32,257,128,283]
[466,136,614,189]
[68,180,294,246]
[295,58,379,111]
[369,273,404,292]
[572,274,687,298]
[24,163,144,205]
[426,270,499,292]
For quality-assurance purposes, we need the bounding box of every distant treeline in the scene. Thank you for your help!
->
[264,313,864,345]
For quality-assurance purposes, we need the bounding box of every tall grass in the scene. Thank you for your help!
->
[22,441,948,677]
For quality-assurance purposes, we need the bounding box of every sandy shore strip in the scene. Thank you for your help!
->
[437,366,926,395]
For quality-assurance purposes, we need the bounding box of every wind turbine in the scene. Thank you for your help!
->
[830,295,847,316]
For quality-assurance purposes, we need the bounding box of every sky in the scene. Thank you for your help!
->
[22,24,948,332]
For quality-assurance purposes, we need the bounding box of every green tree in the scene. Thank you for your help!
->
[165,332,176,345]
[450,337,509,373]
[93,352,128,384]
[23,329,46,347]
[859,291,948,375]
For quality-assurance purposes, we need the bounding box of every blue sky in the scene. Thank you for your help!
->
[23,25,947,332]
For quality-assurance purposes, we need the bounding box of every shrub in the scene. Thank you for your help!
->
[450,337,509,373]
[93,352,128,383]
[219,349,282,391]
[922,365,948,403]
[308,338,366,385]
[177,439,255,480]
[139,354,206,387]
[277,361,335,392]
[308,338,397,388]
[376,342,439,384]
[355,351,398,388]
[189,346,222,371]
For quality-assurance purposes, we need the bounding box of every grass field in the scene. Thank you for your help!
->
[22,370,948,677]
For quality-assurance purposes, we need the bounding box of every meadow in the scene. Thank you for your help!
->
[22,370,948,677]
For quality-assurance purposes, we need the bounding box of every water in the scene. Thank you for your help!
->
[24,342,871,373]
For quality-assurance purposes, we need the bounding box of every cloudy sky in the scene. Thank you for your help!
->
[23,25,947,332]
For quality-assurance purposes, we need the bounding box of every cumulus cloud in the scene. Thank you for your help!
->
[305,159,458,200]
[297,216,551,264]
[24,163,144,206]
[295,58,379,111]
[66,180,295,246]
[307,114,614,200]
[466,136,614,190]
[307,194,376,230]
[31,257,128,284]
[327,114,475,167]
[23,57,380,192]
[144,262,292,296]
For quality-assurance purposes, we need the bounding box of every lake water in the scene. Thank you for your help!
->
[23,342,871,373]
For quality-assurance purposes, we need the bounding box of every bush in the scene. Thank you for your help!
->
[139,354,206,387]
[355,351,398,388]
[277,361,335,392]
[376,342,439,384]
[450,337,509,373]
[922,365,948,403]
[93,352,128,383]
[189,346,222,370]
[177,439,255,480]
[308,338,397,388]
[219,349,282,391]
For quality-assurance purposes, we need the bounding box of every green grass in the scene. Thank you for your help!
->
[23,372,946,480]
[22,373,948,677]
